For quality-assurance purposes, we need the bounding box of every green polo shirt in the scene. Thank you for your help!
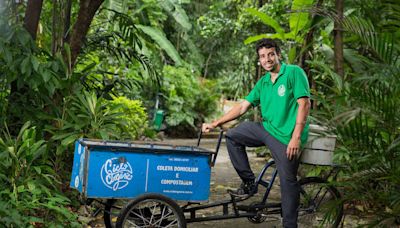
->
[245,63,310,146]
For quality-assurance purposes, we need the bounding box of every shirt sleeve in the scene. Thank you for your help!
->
[292,66,310,99]
[245,79,262,106]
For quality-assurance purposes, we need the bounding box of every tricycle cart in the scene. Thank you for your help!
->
[70,130,343,228]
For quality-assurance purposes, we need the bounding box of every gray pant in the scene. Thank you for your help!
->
[225,121,300,228]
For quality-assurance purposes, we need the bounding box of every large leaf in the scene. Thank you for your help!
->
[137,25,183,65]
[159,0,192,31]
[290,0,314,36]
[246,8,285,35]
[244,34,283,44]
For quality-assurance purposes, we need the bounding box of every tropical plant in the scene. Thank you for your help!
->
[245,0,316,63]
[49,91,124,151]
[0,122,81,227]
[308,2,400,224]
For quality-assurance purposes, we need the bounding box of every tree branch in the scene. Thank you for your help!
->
[23,0,43,40]
[69,0,104,68]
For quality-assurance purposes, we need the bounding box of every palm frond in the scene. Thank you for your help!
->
[342,16,396,65]
[137,25,183,66]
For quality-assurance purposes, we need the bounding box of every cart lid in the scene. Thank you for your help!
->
[78,138,214,155]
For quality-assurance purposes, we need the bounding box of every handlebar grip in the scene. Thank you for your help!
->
[197,127,223,146]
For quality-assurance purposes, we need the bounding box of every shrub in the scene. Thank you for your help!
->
[0,122,81,227]
[161,65,218,136]
[108,96,151,139]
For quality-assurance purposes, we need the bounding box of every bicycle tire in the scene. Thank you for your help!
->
[298,177,343,228]
[116,193,186,228]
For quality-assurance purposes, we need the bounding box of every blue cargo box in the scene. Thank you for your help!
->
[70,139,214,201]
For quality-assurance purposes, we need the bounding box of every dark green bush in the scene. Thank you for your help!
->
[0,122,81,227]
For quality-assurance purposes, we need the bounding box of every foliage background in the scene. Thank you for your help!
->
[0,0,399,226]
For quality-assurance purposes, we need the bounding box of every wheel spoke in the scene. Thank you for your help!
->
[129,210,150,225]
[162,218,178,228]
[154,205,168,226]
[126,218,141,228]
[117,195,185,228]
[148,202,158,224]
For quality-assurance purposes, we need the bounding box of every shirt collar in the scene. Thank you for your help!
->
[264,62,286,85]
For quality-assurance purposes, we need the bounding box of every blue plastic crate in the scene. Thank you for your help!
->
[70,139,213,201]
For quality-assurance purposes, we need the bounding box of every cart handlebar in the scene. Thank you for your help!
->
[197,128,224,167]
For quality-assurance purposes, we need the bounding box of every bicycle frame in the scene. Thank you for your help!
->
[182,159,282,223]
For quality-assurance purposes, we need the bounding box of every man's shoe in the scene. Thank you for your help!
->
[228,180,256,197]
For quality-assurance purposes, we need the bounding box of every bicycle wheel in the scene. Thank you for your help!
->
[116,193,186,228]
[298,177,343,228]
[104,199,131,228]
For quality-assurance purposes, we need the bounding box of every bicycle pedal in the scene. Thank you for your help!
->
[227,189,252,199]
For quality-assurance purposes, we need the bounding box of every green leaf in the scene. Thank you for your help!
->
[245,8,285,35]
[244,33,285,45]
[42,70,51,82]
[30,56,39,72]
[45,81,56,96]
[61,134,78,147]
[34,166,41,174]
[290,0,314,36]
[17,30,30,46]
[244,34,271,44]
[21,56,31,75]
[159,0,192,31]
[288,47,297,63]
[3,48,13,64]
[17,185,25,193]
[16,122,32,144]
[27,182,36,191]
[137,25,183,65]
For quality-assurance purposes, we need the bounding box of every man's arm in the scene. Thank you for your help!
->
[202,100,252,132]
[286,97,311,160]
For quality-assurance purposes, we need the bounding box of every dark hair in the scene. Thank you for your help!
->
[255,38,281,55]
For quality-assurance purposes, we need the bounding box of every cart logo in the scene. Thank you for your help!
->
[101,158,133,191]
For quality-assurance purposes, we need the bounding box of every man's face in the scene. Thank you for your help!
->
[258,47,281,72]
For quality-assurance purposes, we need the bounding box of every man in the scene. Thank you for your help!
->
[202,38,310,228]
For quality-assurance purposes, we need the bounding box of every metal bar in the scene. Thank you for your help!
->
[82,146,89,197]
[211,130,224,166]
[183,198,245,211]
[261,168,278,203]
[223,203,228,215]
[186,212,257,223]
[197,130,202,147]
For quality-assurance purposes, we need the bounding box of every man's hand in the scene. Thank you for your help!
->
[286,137,301,160]
[202,122,218,133]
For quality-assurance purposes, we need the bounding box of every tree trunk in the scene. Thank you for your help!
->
[299,0,323,109]
[64,0,72,42]
[23,0,43,40]
[334,0,344,77]
[69,0,104,67]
